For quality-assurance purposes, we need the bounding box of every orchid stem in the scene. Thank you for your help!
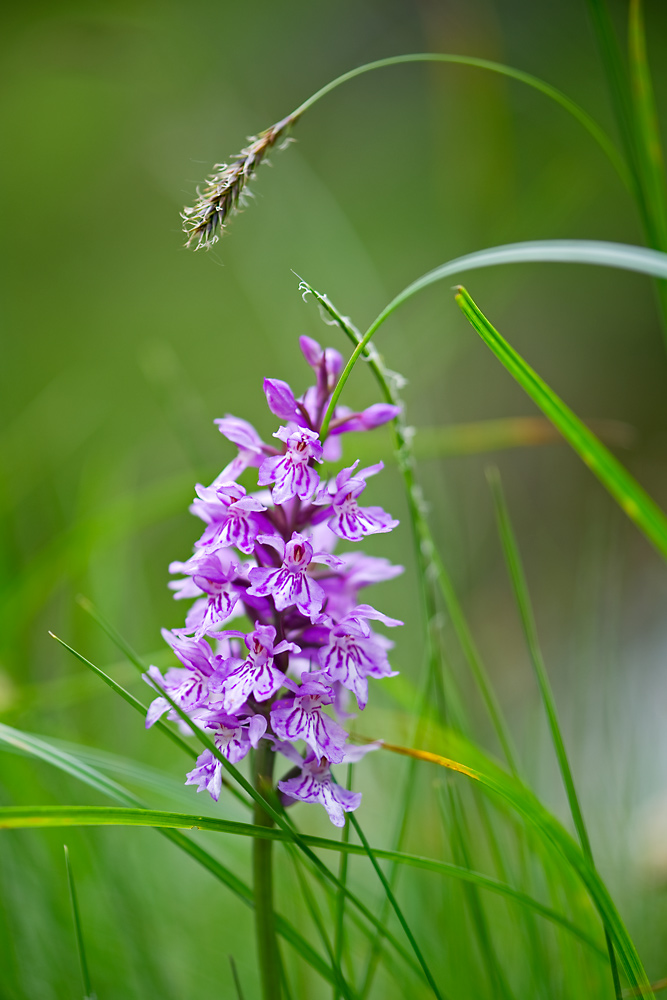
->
[253,740,281,1000]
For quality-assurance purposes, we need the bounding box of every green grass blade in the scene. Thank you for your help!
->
[487,469,593,858]
[49,631,197,761]
[349,814,446,1000]
[334,765,353,1000]
[455,286,667,562]
[64,845,95,1000]
[0,804,606,958]
[628,0,667,249]
[373,239,667,335]
[379,739,653,995]
[487,467,622,996]
[286,846,356,1000]
[291,54,629,188]
[229,956,246,1000]
[586,0,646,212]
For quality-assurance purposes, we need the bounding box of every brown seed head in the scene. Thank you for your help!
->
[181,112,300,250]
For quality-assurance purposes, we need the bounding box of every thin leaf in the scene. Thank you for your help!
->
[488,467,621,996]
[0,725,336,986]
[0,804,605,958]
[455,286,667,562]
[377,738,653,996]
[292,54,629,188]
[349,814,446,1000]
[229,956,246,1000]
[628,0,667,249]
[64,845,95,1000]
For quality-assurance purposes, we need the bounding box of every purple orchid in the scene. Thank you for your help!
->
[318,605,402,709]
[271,673,347,763]
[214,416,276,482]
[247,532,340,619]
[185,711,267,800]
[257,427,323,503]
[314,461,399,542]
[150,332,403,826]
[216,624,299,713]
[191,482,268,554]
[143,630,221,727]
[278,753,361,827]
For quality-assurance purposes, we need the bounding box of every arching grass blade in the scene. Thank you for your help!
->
[455,286,667,562]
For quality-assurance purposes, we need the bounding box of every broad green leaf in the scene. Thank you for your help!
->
[455,286,667,563]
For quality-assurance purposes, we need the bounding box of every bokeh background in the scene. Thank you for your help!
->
[2,0,667,996]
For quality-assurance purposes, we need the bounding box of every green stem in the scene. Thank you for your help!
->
[290,54,628,189]
[253,740,281,1000]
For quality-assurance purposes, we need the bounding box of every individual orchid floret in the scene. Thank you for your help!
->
[185,711,267,800]
[277,742,381,826]
[318,605,402,709]
[248,532,341,619]
[216,623,300,714]
[278,753,361,827]
[191,482,268,555]
[258,426,323,504]
[315,461,399,542]
[143,631,220,727]
[271,672,347,763]
[214,416,276,482]
[171,552,244,639]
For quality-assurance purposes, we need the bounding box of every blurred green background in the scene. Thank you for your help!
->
[2,0,667,996]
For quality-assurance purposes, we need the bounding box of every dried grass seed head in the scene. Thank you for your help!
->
[181,112,299,250]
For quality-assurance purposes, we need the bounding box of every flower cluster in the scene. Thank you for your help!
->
[145,336,403,826]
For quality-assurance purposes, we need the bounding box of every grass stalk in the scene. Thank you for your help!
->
[487,467,622,997]
[64,845,95,1000]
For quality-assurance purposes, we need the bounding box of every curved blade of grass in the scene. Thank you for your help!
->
[320,239,667,439]
[378,739,653,996]
[0,804,606,958]
[586,0,647,224]
[64,845,95,1000]
[455,286,667,562]
[488,467,621,996]
[0,726,336,987]
[291,54,629,189]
